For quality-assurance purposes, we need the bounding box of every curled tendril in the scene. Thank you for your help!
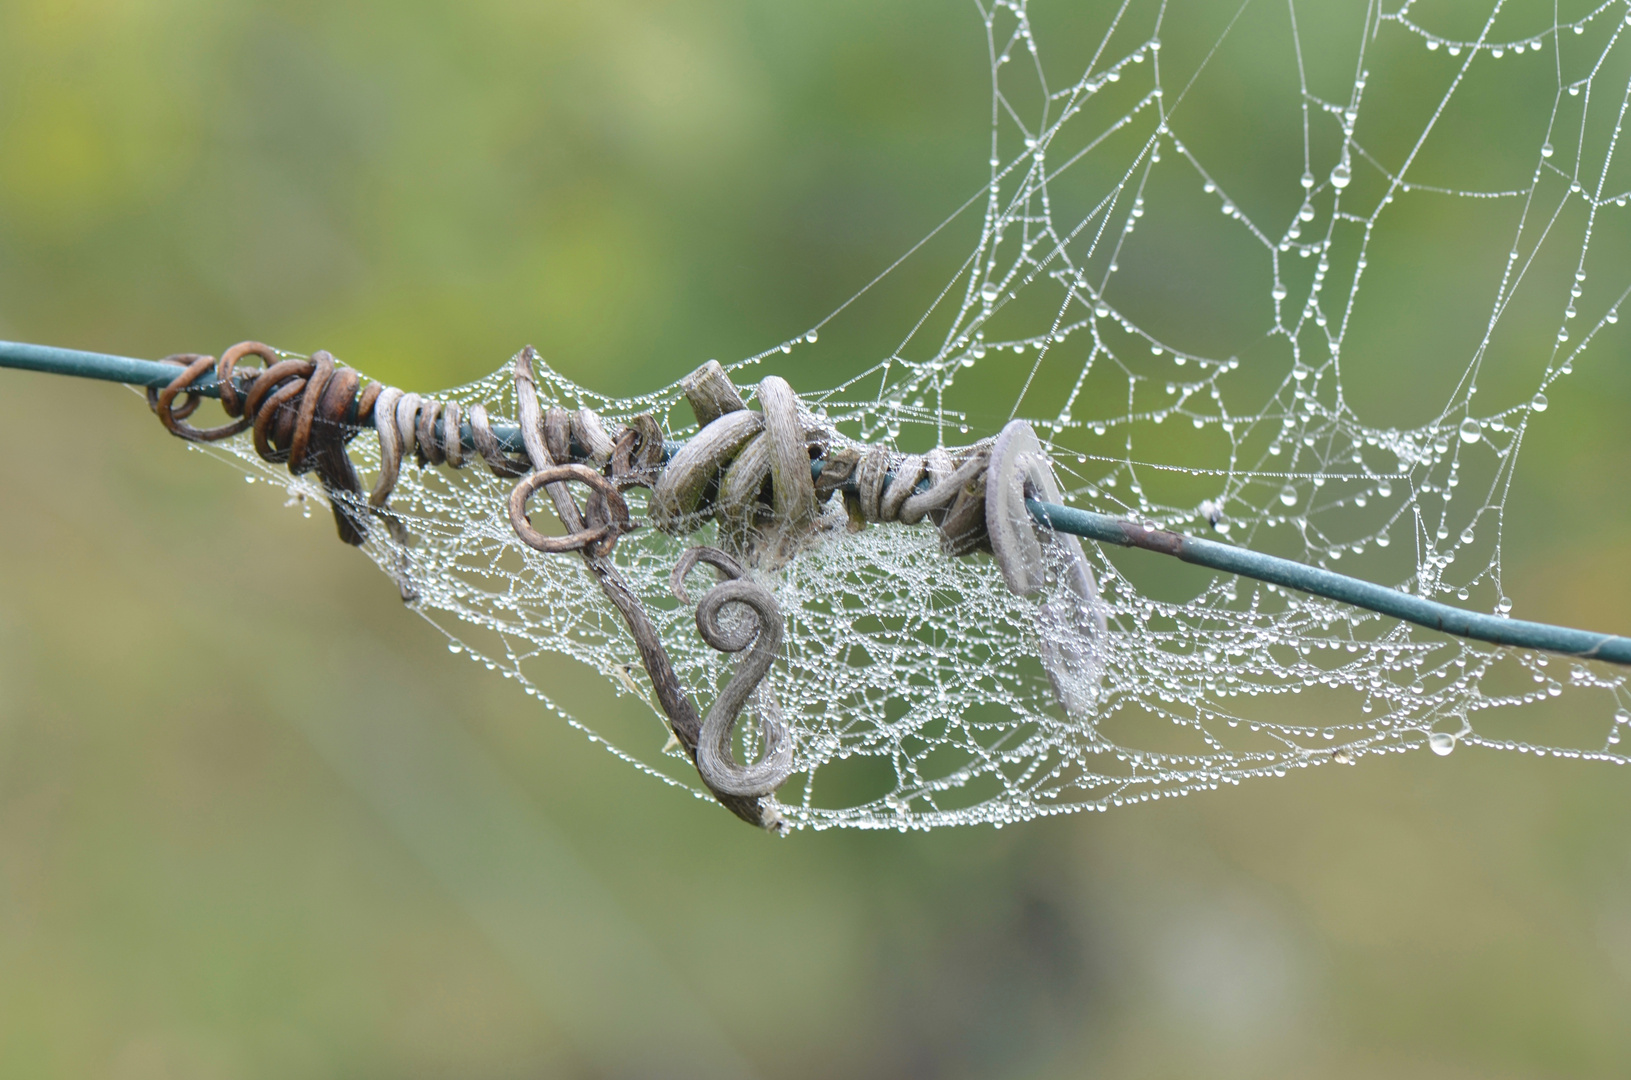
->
[674,547,794,798]
[669,545,746,604]
[507,464,633,558]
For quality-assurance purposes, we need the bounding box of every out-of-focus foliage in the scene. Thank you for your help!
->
[0,1,1628,1077]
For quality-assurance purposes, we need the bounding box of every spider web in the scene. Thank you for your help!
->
[200,0,1631,830]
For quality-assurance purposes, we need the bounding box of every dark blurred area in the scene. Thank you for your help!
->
[1,1,1629,1077]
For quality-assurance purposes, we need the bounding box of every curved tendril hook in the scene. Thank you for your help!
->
[508,464,632,558]
[675,547,794,798]
[669,544,746,604]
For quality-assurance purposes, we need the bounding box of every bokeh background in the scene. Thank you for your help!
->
[2,1,1630,1077]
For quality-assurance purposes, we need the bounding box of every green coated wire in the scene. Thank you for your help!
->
[3,338,1628,666]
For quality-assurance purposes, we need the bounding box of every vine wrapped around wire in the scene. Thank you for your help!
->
[145,342,1105,829]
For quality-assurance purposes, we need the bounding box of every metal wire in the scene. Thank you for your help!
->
[4,338,1628,666]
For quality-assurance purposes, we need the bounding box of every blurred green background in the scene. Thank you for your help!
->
[2,1,1630,1077]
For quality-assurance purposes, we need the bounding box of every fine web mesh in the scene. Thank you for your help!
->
[196,0,1631,829]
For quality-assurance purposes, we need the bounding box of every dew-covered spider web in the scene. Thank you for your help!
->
[197,0,1631,829]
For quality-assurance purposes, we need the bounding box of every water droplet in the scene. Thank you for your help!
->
[1616,709,1630,724]
[805,329,819,343]
[1331,163,1352,189]
[1094,303,1110,318]
[1541,142,1554,158]
[1272,284,1288,301]
[1531,392,1548,412]
[980,283,1000,303]
[1376,532,1390,547]
[1279,484,1298,506]
[1377,481,1392,497]
[1458,417,1481,443]
[1497,597,1513,613]
[1460,527,1475,544]
[1298,200,1315,222]
[1429,732,1456,756]
[1333,748,1355,764]
[448,642,463,653]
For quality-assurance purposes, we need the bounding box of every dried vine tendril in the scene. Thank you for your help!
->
[148,344,381,544]
[503,348,790,830]
[671,546,793,797]
[142,342,1050,830]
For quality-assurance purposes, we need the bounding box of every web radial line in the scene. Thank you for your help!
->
[755,182,990,355]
